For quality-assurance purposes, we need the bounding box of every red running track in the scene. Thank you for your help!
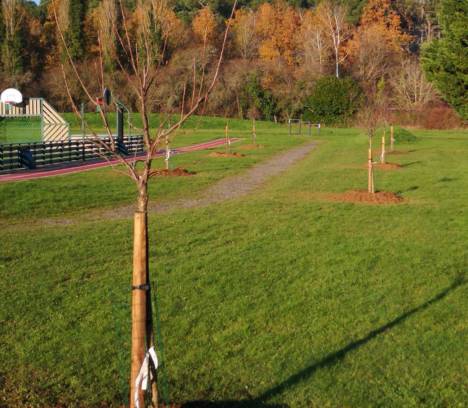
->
[0,138,239,183]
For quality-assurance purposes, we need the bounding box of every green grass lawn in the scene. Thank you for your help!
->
[0,120,303,221]
[0,117,42,144]
[0,119,466,407]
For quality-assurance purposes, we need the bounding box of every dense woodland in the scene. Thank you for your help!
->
[0,0,466,126]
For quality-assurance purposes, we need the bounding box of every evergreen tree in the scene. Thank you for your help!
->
[421,0,468,119]
[65,0,86,59]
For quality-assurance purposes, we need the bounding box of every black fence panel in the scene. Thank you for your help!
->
[0,136,145,173]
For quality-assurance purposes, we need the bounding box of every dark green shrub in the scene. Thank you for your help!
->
[240,75,277,121]
[303,76,362,125]
[394,127,418,143]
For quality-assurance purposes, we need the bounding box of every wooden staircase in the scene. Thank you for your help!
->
[41,100,69,142]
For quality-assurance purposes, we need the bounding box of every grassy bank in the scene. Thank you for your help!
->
[0,121,466,407]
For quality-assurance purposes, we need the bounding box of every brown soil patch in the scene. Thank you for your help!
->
[239,144,264,151]
[208,151,245,158]
[328,190,404,204]
[375,162,402,170]
[151,167,195,176]
[363,162,402,170]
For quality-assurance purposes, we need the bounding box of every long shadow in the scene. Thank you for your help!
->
[438,177,458,183]
[396,185,419,195]
[256,275,464,402]
[400,161,422,168]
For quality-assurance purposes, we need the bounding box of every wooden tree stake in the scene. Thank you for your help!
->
[165,135,170,170]
[225,123,230,153]
[368,137,375,194]
[252,118,256,146]
[130,211,148,408]
[390,125,395,151]
[380,130,386,164]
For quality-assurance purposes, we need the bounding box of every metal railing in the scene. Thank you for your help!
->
[288,119,321,136]
[0,135,145,172]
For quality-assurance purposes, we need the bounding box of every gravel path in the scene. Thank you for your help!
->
[108,140,317,219]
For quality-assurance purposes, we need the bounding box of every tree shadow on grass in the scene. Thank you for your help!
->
[396,185,419,195]
[181,276,464,407]
[256,275,465,403]
[400,161,422,168]
[438,177,457,183]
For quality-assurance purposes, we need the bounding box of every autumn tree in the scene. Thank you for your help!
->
[231,8,257,60]
[346,0,411,93]
[316,0,350,78]
[192,5,217,45]
[299,9,331,76]
[255,1,300,65]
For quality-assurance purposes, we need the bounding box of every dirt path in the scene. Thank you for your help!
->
[106,140,317,219]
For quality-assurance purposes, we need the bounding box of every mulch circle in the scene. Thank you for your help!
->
[363,162,402,170]
[374,162,402,170]
[152,167,195,176]
[208,151,245,158]
[328,190,404,204]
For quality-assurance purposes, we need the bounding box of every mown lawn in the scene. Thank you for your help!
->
[0,120,466,407]
[0,118,303,220]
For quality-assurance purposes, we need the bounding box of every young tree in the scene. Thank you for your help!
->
[54,0,237,406]
[421,0,468,120]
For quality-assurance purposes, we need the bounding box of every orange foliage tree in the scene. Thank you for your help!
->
[255,1,300,66]
[192,6,217,45]
[346,0,411,91]
[231,8,257,60]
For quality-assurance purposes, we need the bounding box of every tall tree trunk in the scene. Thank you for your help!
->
[130,182,149,408]
[335,47,339,78]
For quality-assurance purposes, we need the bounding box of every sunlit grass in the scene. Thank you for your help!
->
[0,120,466,406]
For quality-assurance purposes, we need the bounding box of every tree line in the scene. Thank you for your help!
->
[0,0,465,125]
